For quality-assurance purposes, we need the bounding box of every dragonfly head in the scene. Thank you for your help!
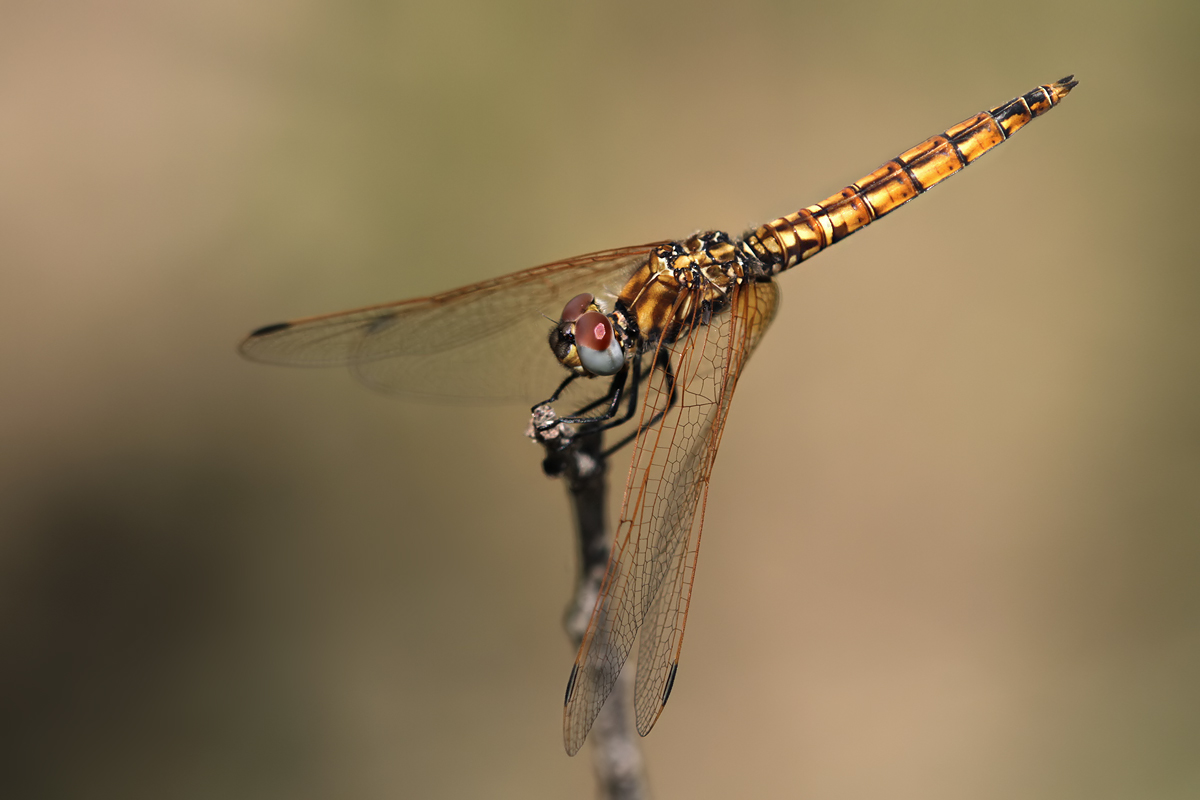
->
[549,293,625,377]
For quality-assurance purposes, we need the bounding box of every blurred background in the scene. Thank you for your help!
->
[2,1,1197,797]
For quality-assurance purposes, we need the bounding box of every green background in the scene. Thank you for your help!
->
[3,1,1197,797]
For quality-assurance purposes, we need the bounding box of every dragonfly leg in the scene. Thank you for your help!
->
[595,349,648,432]
[533,364,631,435]
[600,348,678,458]
[556,366,630,425]
[532,373,579,412]
[532,373,588,434]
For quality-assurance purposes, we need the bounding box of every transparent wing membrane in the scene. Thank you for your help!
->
[563,279,779,755]
[239,244,665,402]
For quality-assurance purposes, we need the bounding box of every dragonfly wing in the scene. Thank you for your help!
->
[562,277,780,754]
[238,243,666,402]
[632,278,779,736]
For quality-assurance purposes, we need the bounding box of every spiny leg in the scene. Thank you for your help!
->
[601,349,678,458]
[556,365,631,426]
[533,373,579,411]
[532,364,630,434]
[592,349,645,432]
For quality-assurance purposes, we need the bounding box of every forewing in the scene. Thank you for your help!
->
[562,278,780,754]
[238,244,665,402]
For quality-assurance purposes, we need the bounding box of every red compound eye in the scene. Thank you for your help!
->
[574,310,623,375]
[575,311,612,351]
[560,293,594,323]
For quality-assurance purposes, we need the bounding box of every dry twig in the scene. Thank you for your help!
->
[532,409,648,800]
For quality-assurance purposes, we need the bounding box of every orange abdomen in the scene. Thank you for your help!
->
[742,76,1077,274]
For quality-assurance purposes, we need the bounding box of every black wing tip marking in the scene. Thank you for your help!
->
[366,311,399,335]
[661,662,679,707]
[248,321,293,338]
[564,663,579,706]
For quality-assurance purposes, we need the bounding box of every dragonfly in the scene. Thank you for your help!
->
[240,76,1077,756]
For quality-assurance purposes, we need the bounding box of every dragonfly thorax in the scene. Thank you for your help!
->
[617,231,749,347]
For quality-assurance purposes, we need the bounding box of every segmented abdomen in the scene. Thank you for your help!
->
[742,76,1077,274]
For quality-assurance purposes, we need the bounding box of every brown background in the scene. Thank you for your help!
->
[3,1,1197,798]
